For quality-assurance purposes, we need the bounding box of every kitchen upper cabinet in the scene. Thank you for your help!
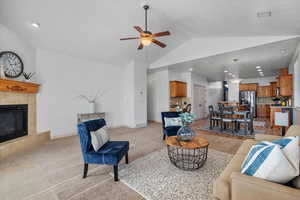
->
[170,81,187,97]
[270,82,278,97]
[239,83,257,91]
[257,86,272,97]
[279,75,293,97]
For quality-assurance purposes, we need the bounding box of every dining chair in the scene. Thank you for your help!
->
[220,107,236,133]
[235,111,254,134]
[208,105,221,129]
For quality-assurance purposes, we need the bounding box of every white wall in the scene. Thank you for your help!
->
[123,56,148,128]
[134,55,147,127]
[241,76,277,86]
[0,24,36,80]
[289,42,300,124]
[208,81,223,108]
[150,36,299,69]
[36,48,125,138]
[147,69,169,122]
[190,72,209,115]
[123,61,135,128]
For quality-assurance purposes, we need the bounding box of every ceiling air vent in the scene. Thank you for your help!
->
[257,11,272,18]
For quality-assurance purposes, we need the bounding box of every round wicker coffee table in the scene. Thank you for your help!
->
[165,136,209,171]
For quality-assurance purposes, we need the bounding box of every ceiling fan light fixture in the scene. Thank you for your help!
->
[141,37,152,46]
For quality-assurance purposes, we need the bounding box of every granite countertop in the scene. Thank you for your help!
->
[269,106,294,109]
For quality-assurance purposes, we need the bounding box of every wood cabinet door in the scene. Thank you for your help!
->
[169,81,187,97]
[239,84,248,91]
[265,86,272,97]
[180,82,187,97]
[270,82,277,97]
[279,75,293,96]
[257,86,264,97]
[169,81,177,97]
[247,84,257,91]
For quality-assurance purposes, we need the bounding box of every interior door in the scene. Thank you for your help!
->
[193,85,206,119]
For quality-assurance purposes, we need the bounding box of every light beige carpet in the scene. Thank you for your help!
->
[115,148,233,200]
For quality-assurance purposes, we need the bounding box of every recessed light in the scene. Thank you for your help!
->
[256,66,261,69]
[257,69,262,72]
[224,70,228,73]
[257,11,272,18]
[189,68,193,72]
[31,22,40,28]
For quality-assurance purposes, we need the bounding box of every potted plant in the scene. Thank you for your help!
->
[77,90,106,113]
[22,72,35,82]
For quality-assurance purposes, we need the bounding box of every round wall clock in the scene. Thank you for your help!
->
[0,51,24,78]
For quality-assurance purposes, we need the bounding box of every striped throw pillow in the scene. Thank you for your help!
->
[164,117,183,127]
[90,126,110,151]
[241,136,299,183]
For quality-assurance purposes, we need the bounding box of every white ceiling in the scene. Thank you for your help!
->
[1,0,300,66]
[168,37,300,82]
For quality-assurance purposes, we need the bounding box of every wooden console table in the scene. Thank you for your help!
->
[77,112,106,124]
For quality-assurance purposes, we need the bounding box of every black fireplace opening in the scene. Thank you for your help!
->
[0,104,28,143]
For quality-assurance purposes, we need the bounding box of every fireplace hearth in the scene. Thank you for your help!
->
[0,104,28,143]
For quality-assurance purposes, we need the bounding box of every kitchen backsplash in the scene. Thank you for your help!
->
[257,97,273,104]
[170,97,191,107]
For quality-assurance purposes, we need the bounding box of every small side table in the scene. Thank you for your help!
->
[165,136,209,171]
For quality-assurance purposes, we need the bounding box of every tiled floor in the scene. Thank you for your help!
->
[0,120,245,200]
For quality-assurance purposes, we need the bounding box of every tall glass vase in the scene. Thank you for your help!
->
[177,123,195,141]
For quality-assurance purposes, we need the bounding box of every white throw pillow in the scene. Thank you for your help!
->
[241,136,299,184]
[90,126,110,151]
[164,117,183,127]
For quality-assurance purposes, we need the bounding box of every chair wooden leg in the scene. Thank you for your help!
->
[125,152,129,164]
[83,163,88,179]
[163,134,166,140]
[113,165,119,182]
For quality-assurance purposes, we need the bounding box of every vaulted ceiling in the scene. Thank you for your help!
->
[1,0,300,68]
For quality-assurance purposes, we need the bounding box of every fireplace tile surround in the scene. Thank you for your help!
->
[0,91,50,160]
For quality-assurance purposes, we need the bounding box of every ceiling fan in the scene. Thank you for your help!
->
[120,5,171,50]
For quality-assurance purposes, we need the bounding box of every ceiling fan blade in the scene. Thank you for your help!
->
[152,31,171,37]
[152,39,166,48]
[134,26,144,33]
[137,43,144,50]
[120,37,140,40]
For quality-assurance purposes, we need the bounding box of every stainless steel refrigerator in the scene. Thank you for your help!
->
[239,91,257,117]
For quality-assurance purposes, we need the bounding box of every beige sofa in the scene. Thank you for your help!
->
[213,125,300,200]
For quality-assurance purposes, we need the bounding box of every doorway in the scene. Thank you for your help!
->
[193,84,207,119]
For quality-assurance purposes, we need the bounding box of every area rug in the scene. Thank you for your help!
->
[198,126,265,139]
[114,148,233,200]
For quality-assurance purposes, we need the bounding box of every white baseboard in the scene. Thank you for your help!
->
[51,132,77,140]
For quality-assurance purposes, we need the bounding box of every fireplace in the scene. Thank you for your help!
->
[0,104,28,143]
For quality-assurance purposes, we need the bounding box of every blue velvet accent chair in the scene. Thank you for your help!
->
[161,112,182,140]
[77,118,129,181]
